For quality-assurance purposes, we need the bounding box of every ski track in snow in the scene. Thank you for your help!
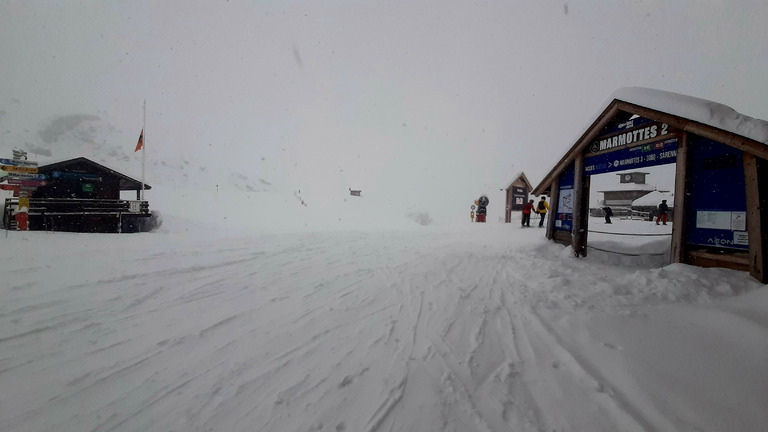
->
[0,226,765,431]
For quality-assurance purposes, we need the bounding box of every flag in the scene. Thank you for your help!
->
[135,129,144,152]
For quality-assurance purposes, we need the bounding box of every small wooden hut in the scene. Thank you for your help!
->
[502,172,533,223]
[2,157,153,233]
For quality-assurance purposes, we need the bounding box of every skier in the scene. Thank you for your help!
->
[656,199,669,225]
[602,206,613,224]
[536,196,549,227]
[522,199,534,227]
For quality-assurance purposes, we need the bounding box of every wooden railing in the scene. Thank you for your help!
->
[3,198,150,230]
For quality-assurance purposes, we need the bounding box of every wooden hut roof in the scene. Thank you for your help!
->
[503,172,533,191]
[532,88,768,196]
[38,157,151,191]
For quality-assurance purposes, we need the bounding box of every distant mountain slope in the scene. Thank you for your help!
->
[0,109,273,192]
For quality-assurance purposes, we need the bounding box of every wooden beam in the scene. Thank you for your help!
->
[686,250,750,272]
[670,132,689,264]
[532,102,622,196]
[572,153,587,257]
[744,153,767,283]
[546,176,560,240]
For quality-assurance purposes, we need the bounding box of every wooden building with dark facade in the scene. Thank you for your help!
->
[531,88,768,283]
[2,157,153,233]
[502,172,533,223]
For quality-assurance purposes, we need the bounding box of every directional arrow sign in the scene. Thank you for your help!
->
[1,165,38,174]
[2,173,48,180]
[0,158,38,167]
[6,179,46,186]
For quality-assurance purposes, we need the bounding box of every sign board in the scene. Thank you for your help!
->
[52,171,102,181]
[0,158,38,167]
[685,136,748,251]
[0,173,47,180]
[584,138,678,176]
[82,183,94,192]
[588,118,672,155]
[0,165,38,174]
[6,179,46,186]
[554,163,575,231]
[129,201,141,213]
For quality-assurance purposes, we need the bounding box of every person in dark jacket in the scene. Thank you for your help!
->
[522,199,534,227]
[602,206,613,224]
[656,200,669,225]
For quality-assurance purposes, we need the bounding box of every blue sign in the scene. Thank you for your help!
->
[554,163,575,231]
[0,158,38,167]
[51,171,102,181]
[584,138,678,176]
[597,116,655,137]
[685,136,748,251]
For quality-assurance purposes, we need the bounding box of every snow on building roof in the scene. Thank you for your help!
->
[611,87,768,145]
[633,190,674,207]
[597,182,658,193]
[502,172,533,190]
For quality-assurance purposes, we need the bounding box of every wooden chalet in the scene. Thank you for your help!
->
[531,88,768,282]
[2,157,153,233]
[502,172,533,223]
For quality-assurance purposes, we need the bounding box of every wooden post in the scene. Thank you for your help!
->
[744,153,766,283]
[572,153,587,257]
[505,188,512,223]
[670,133,688,264]
[546,177,560,240]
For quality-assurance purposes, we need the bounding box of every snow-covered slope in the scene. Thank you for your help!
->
[0,110,272,192]
[1,221,766,432]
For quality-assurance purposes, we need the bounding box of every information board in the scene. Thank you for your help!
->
[584,138,678,176]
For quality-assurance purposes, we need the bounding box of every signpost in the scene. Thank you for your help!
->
[0,158,38,167]
[584,137,678,176]
[0,165,38,174]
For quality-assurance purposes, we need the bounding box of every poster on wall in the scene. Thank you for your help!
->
[554,163,575,231]
[554,186,574,231]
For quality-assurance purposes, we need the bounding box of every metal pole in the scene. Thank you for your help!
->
[141,100,146,201]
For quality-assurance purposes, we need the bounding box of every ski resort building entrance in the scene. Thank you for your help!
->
[532,88,768,283]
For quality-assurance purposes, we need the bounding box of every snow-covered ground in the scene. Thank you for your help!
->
[1,218,766,432]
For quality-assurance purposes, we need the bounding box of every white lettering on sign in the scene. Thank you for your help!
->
[596,123,669,152]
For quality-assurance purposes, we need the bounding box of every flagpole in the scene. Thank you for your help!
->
[141,100,146,201]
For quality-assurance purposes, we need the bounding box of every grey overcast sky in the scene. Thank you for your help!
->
[1,0,767,220]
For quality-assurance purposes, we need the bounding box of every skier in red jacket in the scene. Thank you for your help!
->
[522,199,535,227]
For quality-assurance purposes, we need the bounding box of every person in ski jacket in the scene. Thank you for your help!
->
[602,206,613,224]
[656,199,669,225]
[522,199,535,227]
[536,197,549,227]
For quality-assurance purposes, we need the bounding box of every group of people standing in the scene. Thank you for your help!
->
[522,196,549,227]
[601,199,670,225]
[523,197,670,228]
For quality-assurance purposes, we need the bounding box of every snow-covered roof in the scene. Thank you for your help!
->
[532,87,768,196]
[502,172,533,190]
[633,190,674,207]
[597,182,658,193]
[612,87,768,145]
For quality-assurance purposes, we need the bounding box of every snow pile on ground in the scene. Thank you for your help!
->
[1,218,766,432]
